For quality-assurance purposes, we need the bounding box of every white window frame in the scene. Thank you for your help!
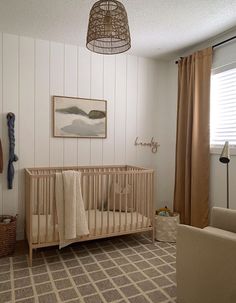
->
[210,62,236,155]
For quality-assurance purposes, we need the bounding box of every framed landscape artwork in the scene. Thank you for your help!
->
[53,96,107,138]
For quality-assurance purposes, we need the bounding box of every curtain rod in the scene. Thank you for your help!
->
[213,35,236,49]
[175,35,236,64]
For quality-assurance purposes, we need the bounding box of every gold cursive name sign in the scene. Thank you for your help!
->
[134,137,160,154]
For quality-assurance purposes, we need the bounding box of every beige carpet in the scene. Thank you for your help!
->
[0,233,176,303]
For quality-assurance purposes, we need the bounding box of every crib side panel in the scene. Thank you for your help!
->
[81,168,154,237]
[29,173,58,245]
[25,166,154,248]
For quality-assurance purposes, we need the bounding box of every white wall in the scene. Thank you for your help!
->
[0,33,166,239]
[154,62,178,210]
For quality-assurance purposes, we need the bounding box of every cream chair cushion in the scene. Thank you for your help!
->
[177,207,236,303]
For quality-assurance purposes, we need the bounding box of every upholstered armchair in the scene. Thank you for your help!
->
[176,207,236,303]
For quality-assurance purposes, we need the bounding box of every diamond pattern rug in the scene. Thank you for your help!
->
[0,233,176,303]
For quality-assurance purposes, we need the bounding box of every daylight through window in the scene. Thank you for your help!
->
[210,66,236,147]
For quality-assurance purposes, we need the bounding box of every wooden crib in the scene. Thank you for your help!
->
[25,165,155,265]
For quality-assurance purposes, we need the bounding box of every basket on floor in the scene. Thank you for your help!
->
[0,215,17,257]
[155,213,180,243]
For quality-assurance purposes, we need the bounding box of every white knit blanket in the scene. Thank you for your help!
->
[55,170,89,248]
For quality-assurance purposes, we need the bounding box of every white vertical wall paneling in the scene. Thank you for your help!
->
[0,32,161,238]
[145,59,157,167]
[18,36,35,236]
[63,44,78,166]
[2,33,19,217]
[114,55,127,164]
[137,58,149,166]
[35,39,50,167]
[50,42,64,166]
[103,55,116,165]
[126,55,138,165]
[147,60,159,206]
[77,47,91,165]
[90,53,103,165]
[0,33,2,215]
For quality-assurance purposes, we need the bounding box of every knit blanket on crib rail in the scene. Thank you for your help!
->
[55,170,89,249]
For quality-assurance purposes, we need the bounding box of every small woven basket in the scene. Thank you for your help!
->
[0,215,17,257]
[155,213,180,243]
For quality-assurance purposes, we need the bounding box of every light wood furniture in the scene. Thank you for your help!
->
[25,165,155,265]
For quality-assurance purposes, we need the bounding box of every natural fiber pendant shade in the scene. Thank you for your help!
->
[86,0,131,55]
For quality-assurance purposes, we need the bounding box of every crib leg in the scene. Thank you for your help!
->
[28,246,33,267]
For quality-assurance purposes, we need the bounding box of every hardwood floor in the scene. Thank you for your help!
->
[13,239,28,256]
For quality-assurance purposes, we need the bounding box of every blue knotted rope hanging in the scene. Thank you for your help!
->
[7,112,18,189]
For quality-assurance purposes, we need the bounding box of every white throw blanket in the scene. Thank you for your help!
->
[55,170,89,248]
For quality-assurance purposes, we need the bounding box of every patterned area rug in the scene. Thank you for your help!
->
[0,233,176,303]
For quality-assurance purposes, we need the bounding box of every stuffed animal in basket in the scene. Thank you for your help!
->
[156,206,171,217]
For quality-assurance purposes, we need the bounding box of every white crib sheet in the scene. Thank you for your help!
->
[32,210,150,244]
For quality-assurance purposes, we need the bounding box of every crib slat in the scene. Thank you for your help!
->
[131,172,134,231]
[34,177,37,217]
[94,174,97,236]
[37,178,41,244]
[150,172,152,227]
[43,173,46,215]
[141,173,144,229]
[146,174,150,227]
[101,173,104,235]
[136,173,139,230]
[97,170,100,234]
[45,176,48,242]
[107,174,110,234]
[52,176,56,242]
[125,173,128,232]
[88,174,90,234]
[149,173,152,233]
[142,173,146,229]
[119,174,121,233]
[151,172,155,233]
[29,177,33,244]
[113,174,116,233]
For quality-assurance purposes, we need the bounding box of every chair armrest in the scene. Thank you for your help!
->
[211,207,236,233]
[177,224,236,303]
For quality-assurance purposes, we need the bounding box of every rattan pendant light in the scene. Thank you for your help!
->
[86,0,131,55]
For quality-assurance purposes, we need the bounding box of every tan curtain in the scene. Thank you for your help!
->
[174,47,212,228]
[0,139,2,173]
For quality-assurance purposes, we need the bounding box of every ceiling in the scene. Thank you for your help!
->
[0,0,236,59]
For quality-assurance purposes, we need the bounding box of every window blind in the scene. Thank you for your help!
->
[210,67,236,147]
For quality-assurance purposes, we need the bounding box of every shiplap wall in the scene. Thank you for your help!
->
[0,33,161,239]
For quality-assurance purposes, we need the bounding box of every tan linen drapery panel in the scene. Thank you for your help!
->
[0,139,2,173]
[174,47,212,228]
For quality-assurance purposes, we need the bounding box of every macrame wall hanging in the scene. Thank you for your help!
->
[7,112,18,189]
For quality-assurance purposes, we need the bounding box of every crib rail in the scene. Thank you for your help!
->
[25,165,154,264]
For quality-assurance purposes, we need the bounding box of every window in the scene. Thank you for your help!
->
[210,65,236,147]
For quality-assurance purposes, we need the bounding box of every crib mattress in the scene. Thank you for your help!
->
[32,210,150,244]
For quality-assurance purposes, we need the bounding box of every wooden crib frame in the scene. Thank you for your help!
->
[25,165,155,265]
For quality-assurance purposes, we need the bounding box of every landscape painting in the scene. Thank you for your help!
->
[53,96,107,138]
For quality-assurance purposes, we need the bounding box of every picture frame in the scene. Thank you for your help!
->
[53,96,107,138]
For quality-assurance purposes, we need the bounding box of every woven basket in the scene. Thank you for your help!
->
[155,213,180,243]
[0,215,17,257]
